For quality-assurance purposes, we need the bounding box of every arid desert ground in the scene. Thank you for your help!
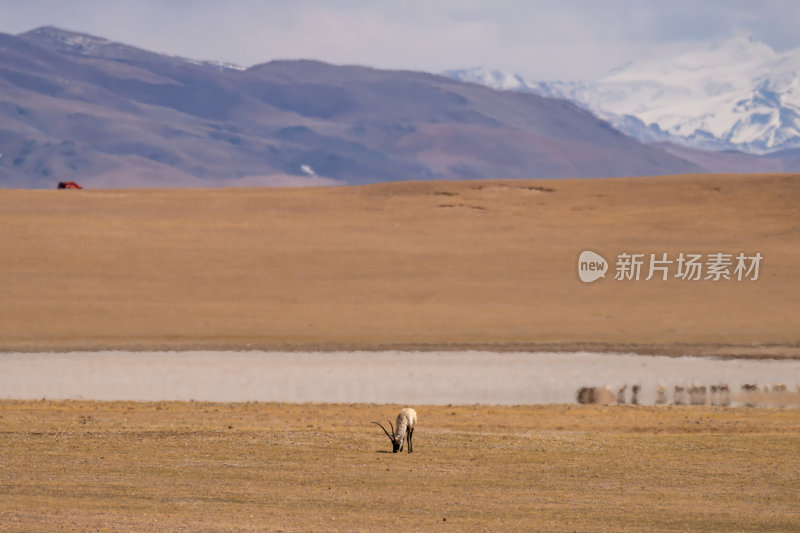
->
[1,173,799,531]
[1,401,799,531]
[1,173,798,356]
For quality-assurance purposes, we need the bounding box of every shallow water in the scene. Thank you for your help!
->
[0,351,798,405]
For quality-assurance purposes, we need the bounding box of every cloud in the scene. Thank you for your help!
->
[0,0,798,81]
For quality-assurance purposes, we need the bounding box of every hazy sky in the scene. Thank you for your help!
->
[1,0,798,80]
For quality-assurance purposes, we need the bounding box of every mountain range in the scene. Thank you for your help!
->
[445,36,800,155]
[1,27,798,188]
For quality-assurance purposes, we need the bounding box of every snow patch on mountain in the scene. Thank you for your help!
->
[23,26,244,71]
[446,37,800,154]
[441,67,529,92]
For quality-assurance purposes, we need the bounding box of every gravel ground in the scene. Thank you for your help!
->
[1,351,799,405]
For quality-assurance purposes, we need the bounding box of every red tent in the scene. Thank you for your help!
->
[57,181,83,189]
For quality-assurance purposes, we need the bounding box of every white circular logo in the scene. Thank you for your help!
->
[578,250,608,283]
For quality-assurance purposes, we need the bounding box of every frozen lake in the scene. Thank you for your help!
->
[0,351,798,405]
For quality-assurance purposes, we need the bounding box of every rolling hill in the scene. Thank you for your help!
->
[0,27,792,188]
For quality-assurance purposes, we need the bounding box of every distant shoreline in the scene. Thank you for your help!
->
[2,350,798,404]
[2,341,799,359]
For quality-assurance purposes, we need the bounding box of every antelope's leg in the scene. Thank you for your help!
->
[407,427,414,453]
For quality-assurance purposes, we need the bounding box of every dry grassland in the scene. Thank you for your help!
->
[1,173,798,356]
[1,401,798,531]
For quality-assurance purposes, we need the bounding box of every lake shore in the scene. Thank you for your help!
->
[2,350,798,405]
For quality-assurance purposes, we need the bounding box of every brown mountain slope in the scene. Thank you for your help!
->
[0,26,713,187]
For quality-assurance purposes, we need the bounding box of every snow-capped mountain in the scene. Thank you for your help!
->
[441,67,530,92]
[6,25,720,188]
[446,37,800,154]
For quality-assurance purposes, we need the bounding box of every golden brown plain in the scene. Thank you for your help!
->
[0,173,798,355]
[1,401,798,531]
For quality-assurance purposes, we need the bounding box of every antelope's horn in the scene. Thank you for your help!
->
[372,422,395,444]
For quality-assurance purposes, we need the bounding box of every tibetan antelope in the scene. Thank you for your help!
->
[673,385,688,405]
[631,385,641,405]
[655,385,668,405]
[709,384,731,407]
[576,386,615,405]
[689,384,708,405]
[616,385,627,404]
[373,407,417,453]
[741,383,759,407]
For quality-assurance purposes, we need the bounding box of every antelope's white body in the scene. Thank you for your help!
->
[373,407,417,453]
[394,408,417,452]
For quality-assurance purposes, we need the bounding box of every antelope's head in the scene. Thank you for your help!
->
[372,419,400,453]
